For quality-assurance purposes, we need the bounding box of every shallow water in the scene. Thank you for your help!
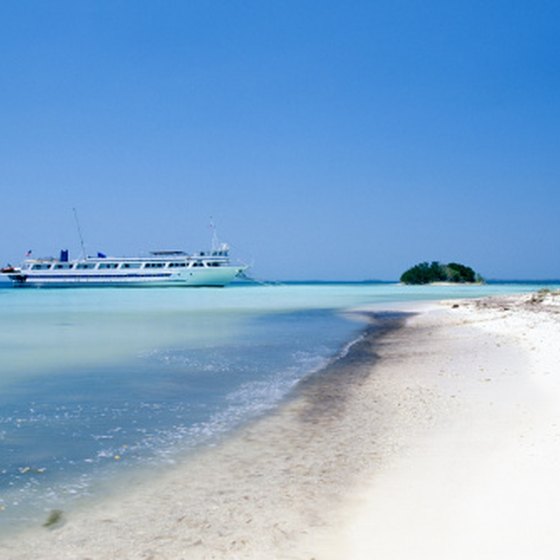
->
[0,281,554,530]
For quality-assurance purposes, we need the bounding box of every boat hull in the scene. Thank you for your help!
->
[4,266,245,288]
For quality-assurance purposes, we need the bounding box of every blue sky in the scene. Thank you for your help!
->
[1,1,558,280]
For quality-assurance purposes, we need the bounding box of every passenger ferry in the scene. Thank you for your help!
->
[1,245,247,287]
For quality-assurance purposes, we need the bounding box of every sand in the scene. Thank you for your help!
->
[2,293,560,559]
[315,293,560,559]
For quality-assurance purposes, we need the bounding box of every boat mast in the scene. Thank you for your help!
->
[73,207,87,259]
[209,218,219,252]
[209,218,229,253]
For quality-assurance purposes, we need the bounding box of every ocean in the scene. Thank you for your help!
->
[0,281,554,532]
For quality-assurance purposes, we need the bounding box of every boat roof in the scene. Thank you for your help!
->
[23,251,230,264]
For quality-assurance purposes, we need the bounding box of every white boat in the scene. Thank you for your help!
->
[1,245,247,287]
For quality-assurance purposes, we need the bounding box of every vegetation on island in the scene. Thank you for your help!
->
[400,261,483,285]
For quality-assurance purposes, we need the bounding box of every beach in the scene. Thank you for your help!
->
[2,292,560,559]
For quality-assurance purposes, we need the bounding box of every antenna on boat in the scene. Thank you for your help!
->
[73,207,87,259]
[209,217,219,251]
[209,217,230,253]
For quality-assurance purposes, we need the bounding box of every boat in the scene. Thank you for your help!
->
[1,244,247,287]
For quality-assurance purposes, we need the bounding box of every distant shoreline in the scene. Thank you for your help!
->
[2,278,560,288]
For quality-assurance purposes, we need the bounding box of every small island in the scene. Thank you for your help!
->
[400,261,483,285]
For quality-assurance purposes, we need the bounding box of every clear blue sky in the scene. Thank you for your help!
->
[1,1,558,280]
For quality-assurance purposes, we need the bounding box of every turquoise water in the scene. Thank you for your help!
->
[0,281,554,530]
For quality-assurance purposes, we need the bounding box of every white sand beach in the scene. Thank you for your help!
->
[2,292,560,559]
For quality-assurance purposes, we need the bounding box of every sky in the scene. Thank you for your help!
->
[0,1,558,281]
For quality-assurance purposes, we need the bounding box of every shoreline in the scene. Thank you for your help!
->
[2,294,560,558]
[0,307,421,559]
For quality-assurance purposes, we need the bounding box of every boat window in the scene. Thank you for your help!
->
[168,262,187,268]
[31,263,52,270]
[120,263,141,269]
[144,262,165,268]
[98,263,118,269]
[54,264,73,270]
[192,261,206,267]
[76,263,96,270]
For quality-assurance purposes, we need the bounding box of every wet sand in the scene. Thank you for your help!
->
[3,294,560,559]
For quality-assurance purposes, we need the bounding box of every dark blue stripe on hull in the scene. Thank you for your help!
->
[24,273,173,280]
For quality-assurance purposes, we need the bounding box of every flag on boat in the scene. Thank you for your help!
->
[25,250,32,257]
[97,252,107,258]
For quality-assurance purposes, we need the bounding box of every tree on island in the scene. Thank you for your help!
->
[400,261,482,285]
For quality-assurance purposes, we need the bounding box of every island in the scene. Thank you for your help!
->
[400,261,483,285]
